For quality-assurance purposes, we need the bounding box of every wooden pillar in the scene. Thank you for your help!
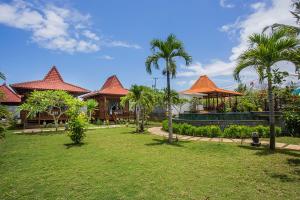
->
[229,95,232,108]
[104,96,107,120]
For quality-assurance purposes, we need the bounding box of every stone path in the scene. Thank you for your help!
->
[13,125,124,134]
[148,127,300,151]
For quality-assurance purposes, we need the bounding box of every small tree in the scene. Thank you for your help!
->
[20,90,82,131]
[121,85,156,132]
[68,112,88,144]
[86,99,98,122]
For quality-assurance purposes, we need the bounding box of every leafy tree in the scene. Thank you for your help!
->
[146,34,192,143]
[233,28,300,150]
[86,99,98,122]
[20,90,83,131]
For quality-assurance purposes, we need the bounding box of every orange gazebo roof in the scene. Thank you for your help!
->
[83,75,128,98]
[10,66,90,96]
[182,75,242,97]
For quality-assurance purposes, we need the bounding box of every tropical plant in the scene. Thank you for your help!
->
[86,99,98,122]
[233,28,300,150]
[20,90,84,131]
[121,85,156,132]
[146,34,192,143]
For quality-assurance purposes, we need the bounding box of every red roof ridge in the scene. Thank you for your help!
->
[10,66,90,95]
[43,66,64,82]
[100,75,125,91]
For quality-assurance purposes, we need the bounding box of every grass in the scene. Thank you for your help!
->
[261,137,300,145]
[0,128,299,200]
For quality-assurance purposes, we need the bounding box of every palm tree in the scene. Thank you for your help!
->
[121,85,143,133]
[145,34,192,143]
[86,99,98,123]
[0,72,5,81]
[264,1,300,34]
[233,28,300,150]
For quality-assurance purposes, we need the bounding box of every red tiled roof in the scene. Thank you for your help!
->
[0,84,22,103]
[83,75,128,98]
[182,75,242,96]
[10,66,90,95]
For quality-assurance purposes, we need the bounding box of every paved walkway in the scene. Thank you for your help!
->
[148,127,300,151]
[13,125,124,134]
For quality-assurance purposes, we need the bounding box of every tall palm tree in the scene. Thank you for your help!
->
[146,34,192,143]
[0,72,5,81]
[233,28,300,150]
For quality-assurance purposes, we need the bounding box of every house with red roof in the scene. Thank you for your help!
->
[0,84,22,119]
[11,66,90,97]
[0,84,22,105]
[83,75,129,121]
[9,66,90,126]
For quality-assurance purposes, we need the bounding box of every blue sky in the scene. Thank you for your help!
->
[0,0,297,92]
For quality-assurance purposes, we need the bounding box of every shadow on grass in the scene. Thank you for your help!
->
[238,145,300,158]
[17,130,66,136]
[64,142,86,149]
[269,173,297,182]
[145,138,190,147]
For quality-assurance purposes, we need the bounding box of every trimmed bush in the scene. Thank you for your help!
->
[162,120,282,139]
[208,126,222,138]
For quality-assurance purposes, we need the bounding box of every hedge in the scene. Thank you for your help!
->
[162,120,282,138]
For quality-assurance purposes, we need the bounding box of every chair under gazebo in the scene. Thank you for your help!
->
[181,75,242,112]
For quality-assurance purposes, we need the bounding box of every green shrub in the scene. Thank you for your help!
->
[162,120,168,131]
[68,113,88,144]
[195,126,206,137]
[208,126,222,137]
[223,125,239,138]
[252,125,269,137]
[275,127,282,137]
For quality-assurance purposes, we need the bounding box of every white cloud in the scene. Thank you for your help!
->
[106,40,142,49]
[179,0,297,85]
[220,0,235,8]
[82,30,99,41]
[99,55,114,60]
[0,0,140,53]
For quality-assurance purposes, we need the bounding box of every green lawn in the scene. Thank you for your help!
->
[0,128,299,200]
[262,137,300,145]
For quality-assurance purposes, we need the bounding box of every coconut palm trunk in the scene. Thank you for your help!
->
[166,67,173,143]
[267,67,276,150]
[135,105,140,133]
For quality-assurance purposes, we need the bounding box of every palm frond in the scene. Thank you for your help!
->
[234,58,257,82]
[145,53,161,74]
[170,48,192,66]
[0,72,6,81]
